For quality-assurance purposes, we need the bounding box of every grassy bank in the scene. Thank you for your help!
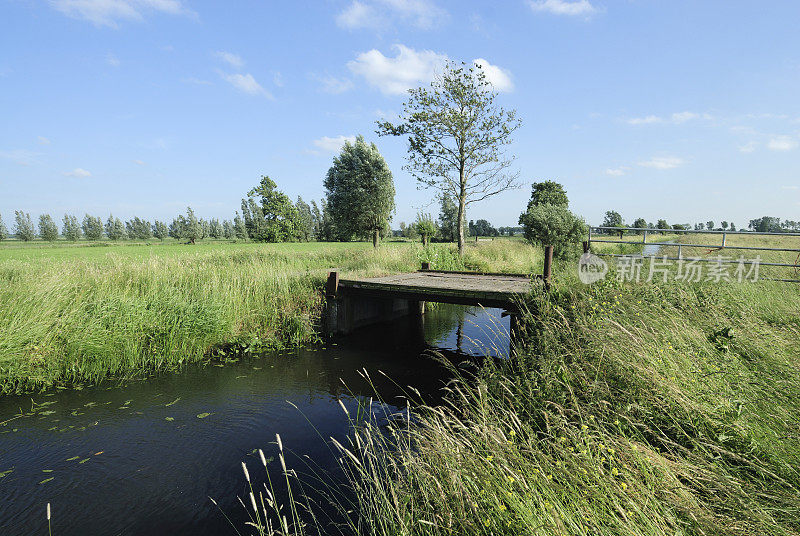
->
[250,273,800,535]
[0,239,541,394]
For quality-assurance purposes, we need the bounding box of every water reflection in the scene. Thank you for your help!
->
[0,305,508,536]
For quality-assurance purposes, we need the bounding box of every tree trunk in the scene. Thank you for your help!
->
[457,163,466,256]
[373,228,379,248]
[422,234,429,246]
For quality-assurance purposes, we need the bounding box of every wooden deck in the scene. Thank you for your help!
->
[336,269,536,310]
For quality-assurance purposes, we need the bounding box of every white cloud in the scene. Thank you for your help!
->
[64,168,92,177]
[50,0,192,27]
[528,0,597,17]
[133,159,146,165]
[337,0,446,30]
[348,44,448,95]
[0,149,41,165]
[639,156,685,170]
[473,58,514,93]
[767,135,797,152]
[627,115,662,125]
[605,167,627,176]
[316,74,354,94]
[671,111,699,123]
[219,72,272,98]
[214,51,244,69]
[106,52,120,67]
[272,71,284,87]
[37,136,51,145]
[312,135,356,154]
[781,185,799,190]
[739,141,758,153]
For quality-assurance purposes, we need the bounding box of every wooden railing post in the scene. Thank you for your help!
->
[421,262,430,271]
[543,245,553,289]
[326,270,339,299]
[582,241,589,254]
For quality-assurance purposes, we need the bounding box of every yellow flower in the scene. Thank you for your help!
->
[611,467,619,476]
[486,455,494,462]
[484,519,490,527]
[614,419,620,426]
[621,482,628,491]
[581,424,588,430]
[507,476,515,483]
[498,504,507,511]
[508,430,516,437]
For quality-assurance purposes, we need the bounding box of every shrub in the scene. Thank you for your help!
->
[519,203,586,259]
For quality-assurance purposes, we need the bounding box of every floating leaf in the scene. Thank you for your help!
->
[94,451,104,456]
[196,413,212,419]
[165,397,181,407]
[0,469,13,478]
[42,469,53,473]
[79,458,90,464]
[165,417,174,421]
[39,477,54,484]
[66,456,79,461]
[40,411,55,416]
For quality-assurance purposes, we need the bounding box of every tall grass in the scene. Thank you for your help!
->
[0,240,541,394]
[238,274,800,535]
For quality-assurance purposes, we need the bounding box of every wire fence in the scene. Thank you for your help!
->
[587,226,800,283]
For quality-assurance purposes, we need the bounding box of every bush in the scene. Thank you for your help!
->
[519,203,586,259]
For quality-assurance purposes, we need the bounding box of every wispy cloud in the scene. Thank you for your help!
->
[37,136,51,145]
[605,166,628,176]
[739,141,758,153]
[337,0,447,31]
[214,51,244,69]
[133,159,146,165]
[626,111,706,125]
[527,0,597,17]
[315,74,354,94]
[64,168,92,177]
[639,156,685,170]
[767,135,797,152]
[50,0,194,28]
[219,72,272,98]
[310,135,356,154]
[106,52,120,67]
[0,149,42,166]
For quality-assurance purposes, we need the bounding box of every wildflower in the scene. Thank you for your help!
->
[498,504,507,511]
[486,455,494,462]
[581,424,588,430]
[611,467,619,476]
[507,476,515,483]
[484,519,490,527]
[621,482,628,491]
[544,500,552,508]
[509,430,516,437]
[614,419,620,426]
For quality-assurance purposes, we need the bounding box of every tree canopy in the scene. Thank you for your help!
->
[323,135,395,247]
[241,176,302,242]
[377,61,521,254]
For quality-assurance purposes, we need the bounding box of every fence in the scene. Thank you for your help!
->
[586,226,800,283]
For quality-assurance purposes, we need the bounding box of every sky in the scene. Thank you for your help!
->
[1,0,799,229]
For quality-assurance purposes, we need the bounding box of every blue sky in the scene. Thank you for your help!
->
[1,0,799,229]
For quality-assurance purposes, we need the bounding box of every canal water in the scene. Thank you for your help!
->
[0,305,509,536]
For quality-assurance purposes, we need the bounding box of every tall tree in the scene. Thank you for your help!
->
[82,215,103,240]
[323,136,395,247]
[152,221,168,241]
[233,211,248,240]
[222,220,236,239]
[377,61,521,255]
[209,219,223,239]
[105,214,126,240]
[632,217,648,234]
[295,197,314,242]
[526,181,569,209]
[14,211,35,241]
[0,214,8,240]
[62,214,82,241]
[242,176,302,242]
[656,219,669,233]
[126,217,152,240]
[706,221,715,231]
[310,200,323,241]
[39,214,59,242]
[414,213,437,246]
[180,207,202,244]
[438,193,465,243]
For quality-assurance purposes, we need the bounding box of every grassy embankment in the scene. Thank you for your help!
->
[0,238,541,394]
[242,234,800,536]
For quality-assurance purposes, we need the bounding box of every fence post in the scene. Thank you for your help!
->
[721,232,727,248]
[582,241,589,254]
[421,262,430,271]
[643,230,648,244]
[326,271,339,299]
[543,245,554,289]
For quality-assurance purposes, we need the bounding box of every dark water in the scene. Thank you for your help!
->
[0,305,509,536]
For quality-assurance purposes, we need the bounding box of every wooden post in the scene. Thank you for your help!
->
[721,232,727,248]
[582,241,589,254]
[543,245,553,289]
[642,230,648,244]
[326,271,339,299]
[421,262,430,271]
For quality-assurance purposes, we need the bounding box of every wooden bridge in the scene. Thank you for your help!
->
[324,247,553,344]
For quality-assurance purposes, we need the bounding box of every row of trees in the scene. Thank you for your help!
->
[600,212,742,233]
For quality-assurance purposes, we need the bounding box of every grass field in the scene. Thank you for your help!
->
[0,238,541,394]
